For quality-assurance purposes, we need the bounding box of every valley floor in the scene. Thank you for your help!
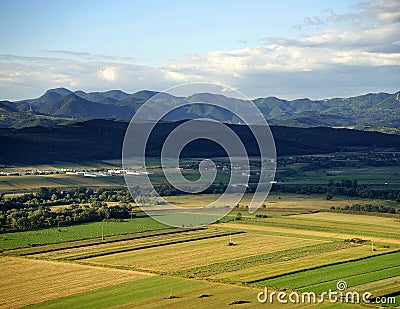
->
[1,208,399,308]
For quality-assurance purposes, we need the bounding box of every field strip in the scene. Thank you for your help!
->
[243,219,399,240]
[83,233,325,273]
[23,274,345,309]
[210,225,341,241]
[172,241,348,279]
[247,213,400,239]
[253,251,400,294]
[294,212,399,225]
[349,276,400,297]
[251,250,400,285]
[0,256,154,309]
[4,227,201,256]
[30,229,244,261]
[216,223,400,244]
[213,244,396,282]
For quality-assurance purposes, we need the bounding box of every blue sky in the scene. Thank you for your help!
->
[0,0,399,100]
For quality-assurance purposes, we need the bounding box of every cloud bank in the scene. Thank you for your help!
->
[0,0,399,100]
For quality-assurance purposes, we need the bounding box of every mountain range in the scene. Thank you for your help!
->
[1,88,399,133]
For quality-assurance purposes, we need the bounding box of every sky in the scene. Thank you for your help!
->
[0,0,399,100]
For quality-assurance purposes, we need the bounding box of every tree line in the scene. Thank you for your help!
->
[331,203,399,214]
[269,180,400,202]
[1,179,399,232]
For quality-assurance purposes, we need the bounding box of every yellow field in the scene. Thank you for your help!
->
[294,212,399,225]
[213,244,395,282]
[217,222,400,245]
[164,193,396,210]
[0,174,124,191]
[84,233,325,272]
[0,256,153,308]
[30,229,229,260]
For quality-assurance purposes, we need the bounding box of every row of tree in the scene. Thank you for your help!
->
[0,187,134,212]
[0,202,134,232]
[269,182,400,202]
[331,203,399,214]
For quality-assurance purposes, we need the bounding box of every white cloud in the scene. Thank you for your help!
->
[0,0,398,100]
[99,67,117,81]
[162,0,400,98]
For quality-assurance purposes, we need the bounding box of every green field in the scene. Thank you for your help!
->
[30,229,241,261]
[223,212,400,241]
[0,217,166,251]
[27,276,205,309]
[25,275,365,309]
[255,251,400,295]
[1,194,399,307]
[213,244,395,283]
[165,193,397,211]
[281,165,400,184]
[0,174,125,191]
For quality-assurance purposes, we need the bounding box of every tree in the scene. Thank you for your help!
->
[325,193,333,200]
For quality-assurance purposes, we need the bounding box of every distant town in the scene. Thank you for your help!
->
[0,169,153,178]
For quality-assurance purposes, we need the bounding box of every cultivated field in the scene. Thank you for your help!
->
[165,193,397,211]
[83,232,324,272]
[217,212,400,242]
[1,196,399,307]
[0,256,153,308]
[0,174,125,191]
[0,217,167,251]
[213,244,395,282]
[256,251,400,294]
[25,275,364,309]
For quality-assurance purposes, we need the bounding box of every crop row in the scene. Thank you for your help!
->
[170,241,350,279]
[39,229,244,261]
[5,227,202,256]
[237,218,400,239]
[254,251,400,294]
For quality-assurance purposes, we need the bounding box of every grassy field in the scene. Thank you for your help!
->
[4,227,195,256]
[83,232,325,272]
[164,193,398,211]
[218,212,400,241]
[1,195,399,307]
[26,275,365,309]
[0,217,167,251]
[0,174,125,191]
[283,165,400,184]
[0,161,121,172]
[255,251,400,295]
[0,256,153,308]
[213,244,396,283]
[30,229,240,261]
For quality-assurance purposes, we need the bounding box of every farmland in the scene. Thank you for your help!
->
[217,211,400,242]
[82,232,325,272]
[1,165,399,307]
[1,207,399,308]
[0,174,125,191]
[255,252,400,294]
[0,217,167,251]
[0,256,153,308]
